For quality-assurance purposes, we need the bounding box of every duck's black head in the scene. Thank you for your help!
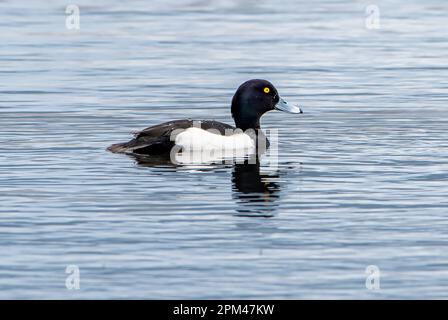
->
[231,79,303,130]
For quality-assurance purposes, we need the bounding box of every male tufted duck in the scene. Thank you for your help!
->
[107,79,303,155]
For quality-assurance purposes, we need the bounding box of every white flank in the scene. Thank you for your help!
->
[175,127,255,151]
[173,148,255,165]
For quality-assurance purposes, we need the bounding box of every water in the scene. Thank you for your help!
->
[1,0,447,299]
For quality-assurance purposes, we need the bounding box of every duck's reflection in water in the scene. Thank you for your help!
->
[131,152,282,218]
[231,156,280,218]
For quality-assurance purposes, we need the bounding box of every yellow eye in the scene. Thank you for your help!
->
[263,87,270,94]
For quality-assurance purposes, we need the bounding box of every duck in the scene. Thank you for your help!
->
[107,79,303,155]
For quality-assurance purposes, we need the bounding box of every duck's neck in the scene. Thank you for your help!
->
[231,103,262,131]
[233,117,261,131]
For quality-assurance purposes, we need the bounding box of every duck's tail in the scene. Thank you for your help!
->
[106,142,133,153]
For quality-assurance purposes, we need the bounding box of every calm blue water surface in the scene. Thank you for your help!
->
[1,0,448,299]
